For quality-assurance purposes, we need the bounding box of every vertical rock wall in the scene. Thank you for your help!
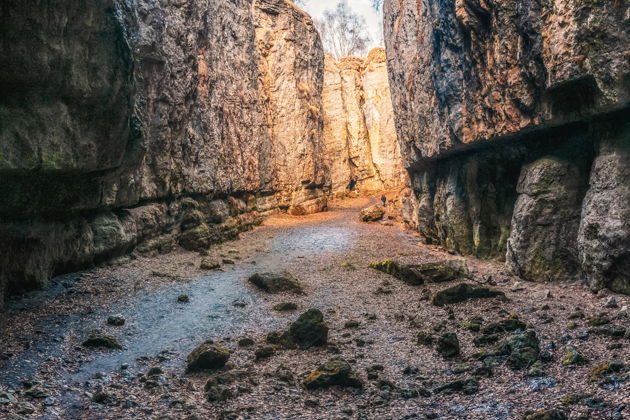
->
[0,0,327,304]
[322,48,406,196]
[383,0,630,293]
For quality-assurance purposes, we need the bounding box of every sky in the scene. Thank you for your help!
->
[297,0,384,50]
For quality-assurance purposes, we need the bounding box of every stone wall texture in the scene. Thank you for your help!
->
[322,48,407,195]
[384,0,630,293]
[0,0,328,304]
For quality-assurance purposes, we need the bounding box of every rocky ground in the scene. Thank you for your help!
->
[0,197,628,420]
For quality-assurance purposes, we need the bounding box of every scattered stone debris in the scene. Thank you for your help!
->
[186,341,230,372]
[302,357,363,389]
[432,283,506,306]
[369,260,469,285]
[248,272,304,294]
[359,205,385,222]
[82,329,122,349]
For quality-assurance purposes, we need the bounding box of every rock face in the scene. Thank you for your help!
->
[0,0,327,305]
[322,48,406,195]
[384,0,630,293]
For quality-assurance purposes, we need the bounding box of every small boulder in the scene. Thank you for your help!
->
[432,283,506,306]
[200,258,221,270]
[248,272,303,294]
[177,294,190,303]
[107,315,125,326]
[82,330,122,350]
[437,332,460,358]
[417,331,434,346]
[562,345,586,366]
[369,260,468,286]
[288,308,329,349]
[204,379,234,402]
[302,358,363,389]
[359,205,385,222]
[186,342,230,372]
[254,346,275,360]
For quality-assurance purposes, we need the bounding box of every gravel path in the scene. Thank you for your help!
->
[0,197,628,420]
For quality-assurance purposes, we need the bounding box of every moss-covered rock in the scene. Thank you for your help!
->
[204,378,234,402]
[562,345,586,366]
[369,260,469,285]
[82,330,122,350]
[200,258,221,270]
[589,360,626,382]
[432,283,506,306]
[586,313,610,326]
[437,332,460,358]
[248,272,303,294]
[288,308,329,349]
[302,357,363,389]
[462,316,483,332]
[481,317,526,335]
[186,342,230,372]
[478,330,539,370]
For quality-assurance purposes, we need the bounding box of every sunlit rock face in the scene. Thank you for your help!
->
[0,0,327,304]
[322,48,407,196]
[384,0,630,292]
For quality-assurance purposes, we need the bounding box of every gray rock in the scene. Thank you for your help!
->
[248,272,304,294]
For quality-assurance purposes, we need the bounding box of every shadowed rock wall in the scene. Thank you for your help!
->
[384,0,630,292]
[322,48,406,195]
[0,0,327,304]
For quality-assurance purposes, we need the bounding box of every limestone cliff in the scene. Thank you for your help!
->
[322,48,406,195]
[0,0,327,304]
[384,0,630,292]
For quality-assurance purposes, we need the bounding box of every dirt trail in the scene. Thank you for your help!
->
[0,198,628,420]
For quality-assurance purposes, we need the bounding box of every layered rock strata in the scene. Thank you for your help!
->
[384,0,630,292]
[0,0,327,304]
[322,48,406,195]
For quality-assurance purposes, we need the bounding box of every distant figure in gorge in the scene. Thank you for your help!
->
[381,195,387,207]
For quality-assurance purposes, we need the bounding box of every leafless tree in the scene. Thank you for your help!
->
[314,0,371,59]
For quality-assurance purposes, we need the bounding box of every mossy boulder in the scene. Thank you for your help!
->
[186,342,230,372]
[302,357,363,389]
[478,330,540,370]
[432,283,506,306]
[200,258,221,270]
[462,316,483,332]
[433,378,479,395]
[480,317,526,335]
[369,260,469,286]
[248,272,303,294]
[82,330,122,350]
[523,409,568,420]
[204,378,234,402]
[562,345,586,366]
[359,205,385,222]
[437,332,460,358]
[288,308,329,349]
[589,360,625,382]
[586,313,610,326]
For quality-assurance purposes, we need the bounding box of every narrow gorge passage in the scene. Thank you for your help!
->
[1,0,630,419]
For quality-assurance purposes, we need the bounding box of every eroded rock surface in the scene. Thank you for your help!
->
[384,0,630,292]
[322,48,406,195]
[0,0,327,304]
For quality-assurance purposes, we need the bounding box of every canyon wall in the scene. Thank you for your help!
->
[0,0,327,304]
[322,48,406,195]
[384,0,630,292]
